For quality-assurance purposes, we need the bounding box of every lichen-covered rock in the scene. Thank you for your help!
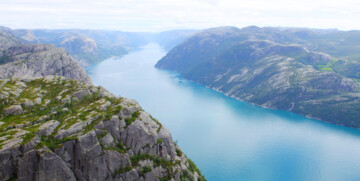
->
[0,76,206,181]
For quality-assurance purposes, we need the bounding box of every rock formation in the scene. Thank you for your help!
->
[0,76,205,181]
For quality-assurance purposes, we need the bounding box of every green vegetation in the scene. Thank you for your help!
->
[0,77,124,149]
[139,165,152,176]
[130,154,175,168]
[112,166,132,178]
[125,111,140,126]
[5,175,17,181]
[40,136,78,151]
[317,65,333,71]
[0,77,205,180]
[103,142,127,154]
[176,148,183,157]
[150,115,162,132]
[21,132,36,145]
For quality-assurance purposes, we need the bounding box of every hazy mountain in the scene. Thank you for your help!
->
[156,26,360,128]
[145,30,198,51]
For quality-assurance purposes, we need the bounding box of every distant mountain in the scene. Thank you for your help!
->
[156,26,360,128]
[1,26,198,67]
[0,30,91,84]
[0,29,22,51]
[147,30,198,51]
[22,29,146,67]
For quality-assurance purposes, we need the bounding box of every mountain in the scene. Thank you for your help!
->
[156,26,360,128]
[0,76,205,181]
[0,28,205,180]
[0,29,91,84]
[145,30,198,51]
[0,30,22,51]
[1,26,198,67]
[23,29,144,67]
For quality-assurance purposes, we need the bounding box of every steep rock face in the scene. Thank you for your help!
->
[0,44,92,84]
[0,76,205,181]
[156,28,360,128]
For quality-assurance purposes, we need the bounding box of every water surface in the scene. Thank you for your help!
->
[87,44,360,181]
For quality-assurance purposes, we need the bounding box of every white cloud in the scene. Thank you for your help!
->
[0,0,359,31]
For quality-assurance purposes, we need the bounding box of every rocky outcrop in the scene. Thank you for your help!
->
[0,76,205,181]
[0,44,92,84]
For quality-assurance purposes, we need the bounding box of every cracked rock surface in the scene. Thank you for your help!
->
[0,76,205,181]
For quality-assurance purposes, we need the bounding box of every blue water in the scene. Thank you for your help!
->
[87,44,360,181]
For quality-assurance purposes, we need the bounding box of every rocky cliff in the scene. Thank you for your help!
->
[156,27,360,128]
[0,43,92,84]
[0,76,205,181]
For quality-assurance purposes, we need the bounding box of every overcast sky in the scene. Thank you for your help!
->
[0,0,360,32]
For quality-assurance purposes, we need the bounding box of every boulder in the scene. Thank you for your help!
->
[3,105,23,115]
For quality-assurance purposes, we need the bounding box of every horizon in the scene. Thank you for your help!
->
[1,25,357,33]
[1,0,360,32]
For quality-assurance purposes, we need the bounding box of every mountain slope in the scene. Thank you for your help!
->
[27,29,146,67]
[156,27,360,128]
[0,43,92,84]
[0,76,205,181]
[0,30,22,51]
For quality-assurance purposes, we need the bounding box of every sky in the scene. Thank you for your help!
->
[0,0,360,32]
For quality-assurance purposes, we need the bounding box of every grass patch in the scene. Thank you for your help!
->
[150,115,162,132]
[125,111,140,126]
[40,136,78,151]
[176,148,183,157]
[21,132,36,145]
[112,166,132,177]
[140,165,152,176]
[104,142,127,154]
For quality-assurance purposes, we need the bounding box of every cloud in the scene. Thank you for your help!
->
[0,0,359,31]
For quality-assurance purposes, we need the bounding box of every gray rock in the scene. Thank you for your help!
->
[35,148,77,181]
[34,97,42,104]
[73,89,91,100]
[17,149,39,181]
[38,120,60,136]
[21,98,34,108]
[0,146,20,180]
[20,136,41,153]
[3,105,23,115]
[100,133,115,147]
[105,150,131,173]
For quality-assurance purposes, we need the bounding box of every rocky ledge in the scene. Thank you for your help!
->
[0,76,205,181]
